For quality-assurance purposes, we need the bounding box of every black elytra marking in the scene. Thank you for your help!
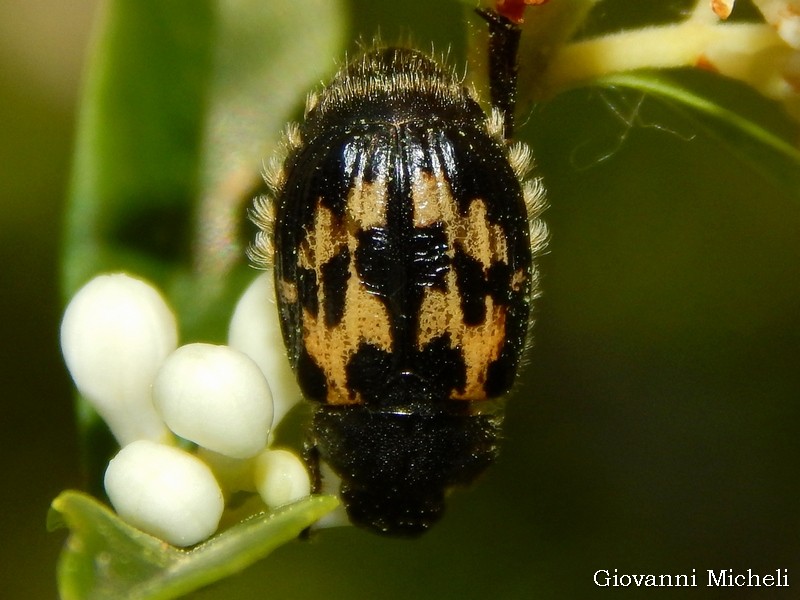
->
[355,223,450,299]
[345,334,467,407]
[296,266,318,317]
[452,247,489,325]
[409,224,450,291]
[296,347,327,400]
[354,228,400,299]
[254,27,546,535]
[321,246,350,327]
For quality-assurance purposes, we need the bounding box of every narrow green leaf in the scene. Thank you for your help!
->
[63,0,347,337]
[595,71,800,194]
[49,490,339,600]
[63,0,216,302]
[180,0,347,337]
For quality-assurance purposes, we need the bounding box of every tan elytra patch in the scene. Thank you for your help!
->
[298,178,393,405]
[411,167,514,401]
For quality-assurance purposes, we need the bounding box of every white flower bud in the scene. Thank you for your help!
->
[104,440,224,547]
[228,272,303,426]
[152,343,273,459]
[253,448,310,509]
[60,273,176,445]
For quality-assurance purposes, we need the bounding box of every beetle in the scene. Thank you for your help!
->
[250,3,547,536]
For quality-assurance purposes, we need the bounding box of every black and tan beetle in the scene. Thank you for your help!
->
[250,3,548,536]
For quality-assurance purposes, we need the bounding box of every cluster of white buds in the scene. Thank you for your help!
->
[60,272,312,547]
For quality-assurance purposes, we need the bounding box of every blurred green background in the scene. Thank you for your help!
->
[2,0,798,598]
[0,2,94,599]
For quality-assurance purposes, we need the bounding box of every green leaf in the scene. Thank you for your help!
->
[63,0,216,307]
[594,71,800,194]
[63,0,346,335]
[48,490,339,600]
[187,0,348,328]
